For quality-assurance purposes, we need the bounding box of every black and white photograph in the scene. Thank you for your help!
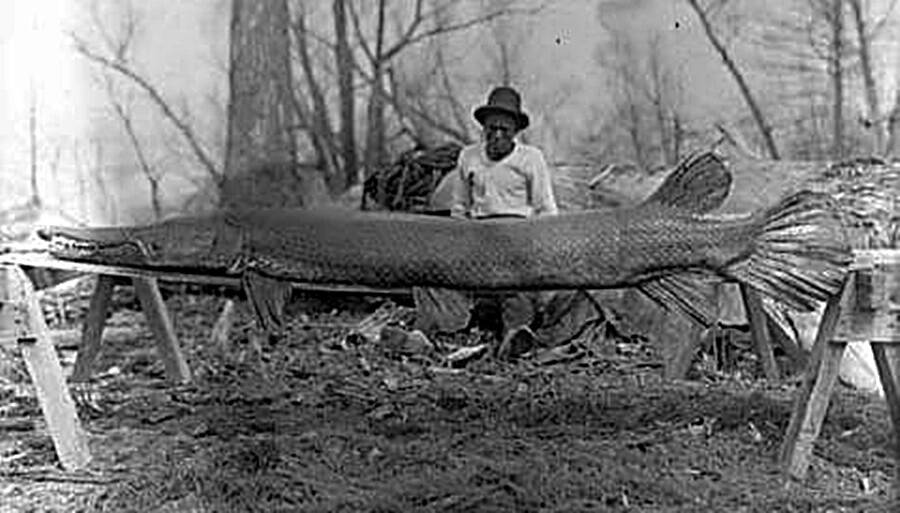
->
[1,0,900,511]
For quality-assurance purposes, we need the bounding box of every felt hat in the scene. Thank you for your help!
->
[473,86,529,131]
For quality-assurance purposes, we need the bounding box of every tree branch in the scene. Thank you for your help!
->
[99,73,162,220]
[71,35,222,182]
[686,0,780,159]
[381,5,540,62]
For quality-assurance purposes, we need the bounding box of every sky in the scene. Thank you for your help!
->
[2,0,899,223]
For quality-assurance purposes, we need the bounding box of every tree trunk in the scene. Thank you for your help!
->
[886,88,900,158]
[295,7,339,189]
[333,0,358,190]
[222,0,302,208]
[850,0,884,154]
[364,0,388,178]
[29,81,40,206]
[831,0,845,160]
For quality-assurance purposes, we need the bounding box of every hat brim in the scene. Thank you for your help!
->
[474,106,529,131]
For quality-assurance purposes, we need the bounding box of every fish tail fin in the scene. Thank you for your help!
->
[726,191,851,311]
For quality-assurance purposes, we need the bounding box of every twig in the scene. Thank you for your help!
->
[0,468,121,485]
[686,0,780,159]
[71,35,222,182]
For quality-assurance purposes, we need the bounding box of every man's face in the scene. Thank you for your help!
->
[483,112,518,161]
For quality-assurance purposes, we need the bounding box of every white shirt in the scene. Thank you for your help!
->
[449,142,558,219]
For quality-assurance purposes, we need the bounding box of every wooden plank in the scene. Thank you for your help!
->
[132,277,191,384]
[850,249,900,269]
[779,274,853,481]
[834,263,900,344]
[0,266,91,470]
[71,275,115,382]
[871,343,900,496]
[210,299,236,351]
[739,284,779,380]
[0,251,410,296]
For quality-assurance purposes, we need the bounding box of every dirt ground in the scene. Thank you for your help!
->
[0,282,898,513]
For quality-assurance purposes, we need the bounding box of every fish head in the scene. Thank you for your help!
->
[37,214,239,269]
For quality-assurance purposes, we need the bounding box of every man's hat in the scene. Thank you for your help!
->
[473,86,529,131]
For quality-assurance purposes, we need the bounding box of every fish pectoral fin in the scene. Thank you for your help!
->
[643,151,731,213]
[637,273,719,327]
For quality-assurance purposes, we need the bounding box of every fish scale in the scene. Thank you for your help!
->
[37,152,851,327]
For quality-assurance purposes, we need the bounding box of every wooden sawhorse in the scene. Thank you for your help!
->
[780,249,900,495]
[0,251,408,469]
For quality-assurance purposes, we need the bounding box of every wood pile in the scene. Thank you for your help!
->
[363,143,462,212]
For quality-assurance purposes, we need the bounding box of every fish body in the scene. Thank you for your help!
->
[37,152,851,326]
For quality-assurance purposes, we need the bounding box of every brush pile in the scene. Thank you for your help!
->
[812,158,900,249]
[363,143,462,212]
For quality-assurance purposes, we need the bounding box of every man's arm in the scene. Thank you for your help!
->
[449,160,472,219]
[529,149,558,216]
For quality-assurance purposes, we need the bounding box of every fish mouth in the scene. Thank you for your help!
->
[37,227,150,263]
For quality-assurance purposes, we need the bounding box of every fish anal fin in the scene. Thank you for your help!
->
[644,152,732,213]
[637,272,719,328]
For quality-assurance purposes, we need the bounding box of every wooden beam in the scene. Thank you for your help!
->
[779,275,853,480]
[0,251,410,296]
[71,275,115,381]
[740,284,779,380]
[132,277,191,384]
[0,265,91,470]
[871,343,900,496]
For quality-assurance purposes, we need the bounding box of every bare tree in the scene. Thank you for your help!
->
[222,0,303,208]
[686,0,781,159]
[590,21,688,172]
[28,79,40,207]
[333,0,358,189]
[83,5,164,219]
[830,0,846,159]
[292,4,340,188]
[346,0,541,174]
[850,0,883,152]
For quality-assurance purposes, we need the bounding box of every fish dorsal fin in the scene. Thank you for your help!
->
[643,152,732,213]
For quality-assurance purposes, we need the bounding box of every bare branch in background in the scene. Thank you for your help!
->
[686,0,780,159]
[435,45,472,142]
[100,74,163,220]
[71,35,222,182]
[28,78,40,207]
[829,0,844,160]
[850,0,884,154]
[382,4,540,62]
[292,6,340,187]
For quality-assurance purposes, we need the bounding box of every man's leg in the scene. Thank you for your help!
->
[495,292,540,359]
[412,287,473,334]
[533,290,603,345]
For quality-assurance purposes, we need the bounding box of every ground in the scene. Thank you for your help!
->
[0,280,897,512]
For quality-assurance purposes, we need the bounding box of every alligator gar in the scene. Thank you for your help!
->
[37,152,851,328]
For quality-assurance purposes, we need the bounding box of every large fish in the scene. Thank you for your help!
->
[37,153,850,327]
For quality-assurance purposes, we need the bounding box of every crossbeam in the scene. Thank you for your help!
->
[0,250,410,296]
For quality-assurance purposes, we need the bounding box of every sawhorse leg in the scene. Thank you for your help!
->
[70,274,191,384]
[779,276,852,480]
[740,285,779,380]
[871,343,900,497]
[71,275,114,381]
[1,265,91,470]
[133,277,191,384]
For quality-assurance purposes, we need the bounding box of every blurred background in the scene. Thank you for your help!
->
[1,0,899,224]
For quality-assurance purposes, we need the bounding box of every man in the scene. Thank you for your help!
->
[449,86,558,220]
[417,87,597,357]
